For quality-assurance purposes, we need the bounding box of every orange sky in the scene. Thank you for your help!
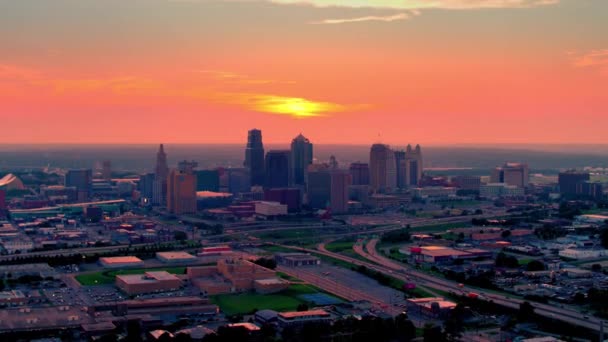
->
[0,0,607,145]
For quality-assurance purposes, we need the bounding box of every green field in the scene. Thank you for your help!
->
[210,284,322,316]
[76,267,187,286]
[325,240,355,253]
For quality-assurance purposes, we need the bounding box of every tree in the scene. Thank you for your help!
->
[526,260,546,272]
[444,304,465,342]
[253,257,277,270]
[518,301,535,322]
[297,303,309,312]
[395,313,416,342]
[601,229,608,249]
[501,230,512,239]
[423,323,445,342]
[592,264,602,272]
[495,252,519,268]
[174,230,188,241]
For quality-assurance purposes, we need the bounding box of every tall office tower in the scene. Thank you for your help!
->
[405,144,424,187]
[152,144,169,205]
[138,173,155,203]
[349,162,370,186]
[265,150,291,188]
[102,160,112,181]
[65,169,92,202]
[330,170,352,214]
[307,164,331,209]
[167,161,198,215]
[558,171,590,196]
[226,168,251,194]
[369,144,397,193]
[491,162,529,188]
[244,129,265,186]
[394,150,406,189]
[290,134,313,187]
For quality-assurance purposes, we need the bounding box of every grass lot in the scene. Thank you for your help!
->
[76,267,187,286]
[325,240,355,253]
[210,284,322,316]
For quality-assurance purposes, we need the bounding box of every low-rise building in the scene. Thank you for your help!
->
[406,297,457,318]
[255,201,288,217]
[277,309,332,327]
[99,256,145,269]
[558,248,608,260]
[275,253,320,267]
[0,290,27,306]
[156,251,197,264]
[116,271,182,295]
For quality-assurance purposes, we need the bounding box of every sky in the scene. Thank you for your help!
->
[0,0,607,145]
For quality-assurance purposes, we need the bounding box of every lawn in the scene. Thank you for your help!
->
[76,267,187,286]
[325,240,355,253]
[210,284,321,316]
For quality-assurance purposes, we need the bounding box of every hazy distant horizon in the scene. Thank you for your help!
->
[1,144,607,173]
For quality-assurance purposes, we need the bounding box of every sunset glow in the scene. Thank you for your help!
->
[0,0,607,144]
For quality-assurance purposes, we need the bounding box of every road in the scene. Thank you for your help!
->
[277,241,605,334]
[358,238,606,333]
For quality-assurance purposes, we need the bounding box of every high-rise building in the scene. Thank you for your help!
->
[290,134,313,187]
[196,170,220,192]
[244,129,265,186]
[138,173,155,204]
[491,162,529,188]
[153,144,169,205]
[65,169,92,202]
[349,162,370,186]
[264,188,302,212]
[403,144,423,187]
[558,171,590,196]
[306,164,331,209]
[451,175,482,191]
[226,168,251,194]
[0,189,6,210]
[577,181,604,199]
[330,170,352,214]
[369,144,397,193]
[167,161,198,215]
[265,150,291,188]
[394,151,407,189]
[329,156,339,170]
[102,160,112,181]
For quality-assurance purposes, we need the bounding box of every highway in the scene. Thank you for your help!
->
[278,241,605,334]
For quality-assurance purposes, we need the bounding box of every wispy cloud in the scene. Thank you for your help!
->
[268,0,559,10]
[311,12,412,25]
[194,69,295,85]
[571,49,608,68]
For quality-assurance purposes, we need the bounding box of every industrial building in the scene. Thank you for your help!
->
[99,256,145,269]
[156,251,198,263]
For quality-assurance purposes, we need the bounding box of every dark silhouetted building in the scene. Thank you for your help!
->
[102,160,112,181]
[264,188,301,212]
[167,161,198,215]
[577,181,604,199]
[226,168,251,194]
[330,170,352,214]
[307,164,331,209]
[349,162,370,186]
[290,134,313,187]
[244,129,265,186]
[0,189,5,210]
[138,173,155,203]
[395,144,424,188]
[370,144,396,193]
[196,170,220,192]
[65,169,92,202]
[452,175,482,191]
[153,144,169,205]
[559,171,590,197]
[265,150,291,189]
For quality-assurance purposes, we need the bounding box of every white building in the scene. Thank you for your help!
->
[558,248,608,260]
[411,187,458,199]
[255,201,288,217]
[1,239,34,254]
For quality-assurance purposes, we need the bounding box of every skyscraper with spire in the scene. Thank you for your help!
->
[290,134,313,187]
[244,129,265,186]
[152,144,169,205]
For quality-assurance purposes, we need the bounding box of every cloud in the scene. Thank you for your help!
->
[571,49,608,68]
[194,70,295,85]
[267,0,559,10]
[210,92,365,118]
[311,12,412,24]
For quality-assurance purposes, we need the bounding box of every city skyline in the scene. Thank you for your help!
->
[1,0,608,145]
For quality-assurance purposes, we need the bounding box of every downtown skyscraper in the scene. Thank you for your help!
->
[244,129,265,187]
[290,134,313,187]
[369,143,397,193]
[152,144,169,205]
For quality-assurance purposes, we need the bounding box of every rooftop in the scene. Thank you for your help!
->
[279,309,330,319]
[99,256,143,264]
